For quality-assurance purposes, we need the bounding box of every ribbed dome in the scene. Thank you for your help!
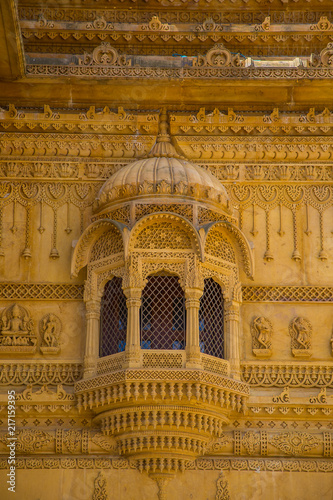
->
[95,110,229,213]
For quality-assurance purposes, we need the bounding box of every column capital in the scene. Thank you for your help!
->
[122,287,142,300]
[85,298,101,315]
[185,287,204,301]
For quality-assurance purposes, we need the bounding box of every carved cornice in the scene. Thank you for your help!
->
[171,108,333,135]
[25,64,333,80]
[0,106,159,134]
[17,7,331,26]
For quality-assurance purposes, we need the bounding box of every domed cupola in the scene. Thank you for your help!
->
[93,109,234,226]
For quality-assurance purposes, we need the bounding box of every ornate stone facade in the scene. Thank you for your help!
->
[0,1,332,499]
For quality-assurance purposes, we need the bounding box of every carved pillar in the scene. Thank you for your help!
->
[83,298,101,378]
[185,288,203,369]
[123,287,142,368]
[224,300,241,379]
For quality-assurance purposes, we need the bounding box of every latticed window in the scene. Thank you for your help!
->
[100,278,127,357]
[199,278,224,359]
[140,275,185,350]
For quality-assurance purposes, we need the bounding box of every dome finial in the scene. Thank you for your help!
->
[157,107,170,142]
[149,108,185,158]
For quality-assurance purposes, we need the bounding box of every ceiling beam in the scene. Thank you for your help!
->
[0,0,25,80]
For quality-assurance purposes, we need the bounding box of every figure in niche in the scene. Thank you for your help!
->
[289,317,312,358]
[40,313,62,355]
[251,316,272,358]
[0,304,36,352]
[2,304,29,334]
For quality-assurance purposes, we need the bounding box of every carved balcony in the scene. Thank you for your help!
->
[75,351,249,474]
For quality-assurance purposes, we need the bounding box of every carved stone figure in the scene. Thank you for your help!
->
[40,313,62,354]
[289,317,312,358]
[0,304,36,352]
[251,316,272,358]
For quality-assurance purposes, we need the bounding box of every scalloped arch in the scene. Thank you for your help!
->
[71,219,127,277]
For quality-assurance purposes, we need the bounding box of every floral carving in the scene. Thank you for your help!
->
[141,15,170,32]
[205,434,233,454]
[63,430,81,454]
[216,472,230,500]
[251,316,272,358]
[0,430,53,453]
[310,16,333,31]
[269,432,321,456]
[196,45,244,68]
[242,431,260,455]
[91,433,117,453]
[79,43,130,67]
[289,317,312,358]
[92,471,108,500]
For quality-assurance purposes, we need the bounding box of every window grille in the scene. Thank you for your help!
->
[100,277,127,357]
[199,278,224,359]
[140,275,185,350]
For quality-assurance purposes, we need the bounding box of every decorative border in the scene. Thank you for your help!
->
[242,286,333,303]
[0,456,331,473]
[25,65,333,80]
[0,363,82,385]
[0,283,84,300]
[242,364,333,388]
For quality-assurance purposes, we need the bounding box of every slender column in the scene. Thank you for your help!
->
[83,298,101,378]
[185,288,203,369]
[123,287,142,368]
[224,300,241,379]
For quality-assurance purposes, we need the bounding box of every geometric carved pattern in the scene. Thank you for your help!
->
[135,203,193,221]
[205,231,236,263]
[100,278,128,357]
[134,221,193,250]
[97,353,124,375]
[141,275,185,350]
[242,286,333,302]
[143,351,183,368]
[91,227,124,261]
[0,283,84,300]
[199,279,224,359]
[201,355,228,376]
